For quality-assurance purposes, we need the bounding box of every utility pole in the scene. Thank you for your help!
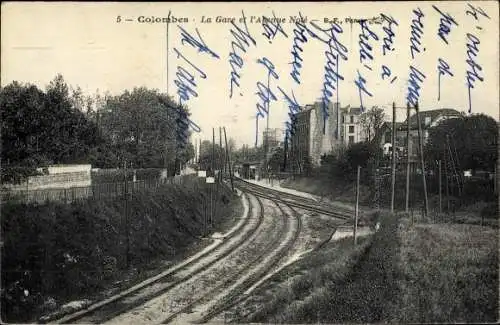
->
[166,10,171,95]
[219,127,224,175]
[213,127,222,227]
[444,146,450,213]
[197,138,200,164]
[405,102,411,212]
[391,102,396,213]
[283,133,288,173]
[438,160,442,214]
[354,165,361,246]
[124,161,130,268]
[415,102,429,216]
[223,127,235,192]
[211,128,215,227]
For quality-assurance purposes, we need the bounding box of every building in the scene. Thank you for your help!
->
[262,128,285,150]
[341,106,366,145]
[290,101,342,169]
[241,161,261,180]
[376,108,462,161]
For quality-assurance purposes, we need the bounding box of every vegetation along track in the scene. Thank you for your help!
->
[233,177,352,221]
[160,197,302,324]
[53,192,263,324]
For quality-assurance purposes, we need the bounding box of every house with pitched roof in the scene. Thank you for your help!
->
[375,108,463,160]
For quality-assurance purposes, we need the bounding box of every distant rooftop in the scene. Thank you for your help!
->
[397,108,462,130]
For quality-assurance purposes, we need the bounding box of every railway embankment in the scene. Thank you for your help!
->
[1,176,242,323]
[233,211,498,324]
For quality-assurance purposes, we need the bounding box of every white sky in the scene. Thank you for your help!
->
[1,1,499,147]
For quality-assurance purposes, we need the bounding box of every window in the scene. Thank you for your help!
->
[350,115,354,123]
[349,125,355,133]
[349,136,355,144]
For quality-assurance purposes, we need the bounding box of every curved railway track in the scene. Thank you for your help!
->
[159,197,299,324]
[233,177,353,221]
[194,202,303,324]
[51,179,353,325]
[53,193,262,324]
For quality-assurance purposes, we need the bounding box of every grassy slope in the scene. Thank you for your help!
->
[396,221,498,323]
[238,213,498,323]
[235,235,373,324]
[1,176,242,323]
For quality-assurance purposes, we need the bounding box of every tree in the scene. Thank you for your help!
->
[268,147,284,172]
[198,140,224,172]
[1,76,102,182]
[43,75,101,164]
[98,87,192,168]
[425,114,498,172]
[359,106,386,142]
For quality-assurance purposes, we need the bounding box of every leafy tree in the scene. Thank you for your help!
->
[198,140,224,171]
[43,75,101,164]
[98,87,194,168]
[1,81,48,167]
[268,147,284,172]
[425,114,498,172]
[359,106,386,142]
[318,142,380,183]
[1,76,101,182]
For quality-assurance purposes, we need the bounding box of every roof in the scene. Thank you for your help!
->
[348,107,363,115]
[397,108,462,130]
[380,121,404,130]
[339,105,363,115]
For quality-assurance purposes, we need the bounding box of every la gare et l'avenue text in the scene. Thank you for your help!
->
[200,15,307,24]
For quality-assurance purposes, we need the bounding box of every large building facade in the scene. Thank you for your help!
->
[290,101,343,169]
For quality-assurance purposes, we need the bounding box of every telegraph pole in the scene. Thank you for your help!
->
[391,102,396,213]
[223,127,235,192]
[211,128,215,226]
[438,160,442,214]
[124,161,130,268]
[166,10,171,95]
[415,102,429,216]
[405,102,411,212]
[219,127,224,175]
[354,165,361,246]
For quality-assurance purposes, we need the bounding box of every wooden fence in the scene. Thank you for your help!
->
[1,176,185,204]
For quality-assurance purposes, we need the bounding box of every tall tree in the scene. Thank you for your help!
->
[359,106,386,142]
[425,114,498,172]
[99,87,193,168]
[43,74,100,164]
[1,76,102,182]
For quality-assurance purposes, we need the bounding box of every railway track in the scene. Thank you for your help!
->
[52,193,262,324]
[233,177,353,220]
[194,202,303,324]
[159,197,298,324]
[51,180,352,325]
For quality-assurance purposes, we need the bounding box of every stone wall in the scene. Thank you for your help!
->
[5,165,92,191]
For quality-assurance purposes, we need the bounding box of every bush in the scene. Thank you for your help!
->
[1,178,238,322]
[91,168,164,184]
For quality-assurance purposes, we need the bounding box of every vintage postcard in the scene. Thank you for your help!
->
[1,1,498,324]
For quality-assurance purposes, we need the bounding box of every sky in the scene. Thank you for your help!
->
[2,1,499,148]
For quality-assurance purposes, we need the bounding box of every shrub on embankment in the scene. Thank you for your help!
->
[1,176,238,323]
